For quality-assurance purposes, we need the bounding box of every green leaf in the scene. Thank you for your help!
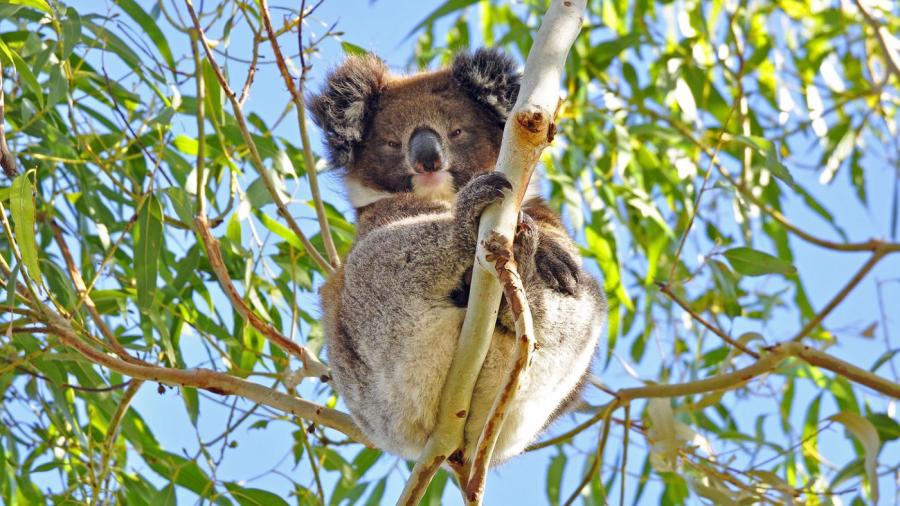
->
[830,413,880,503]
[406,0,479,38]
[723,247,796,277]
[726,134,795,188]
[10,172,41,286]
[59,8,82,59]
[801,394,822,476]
[135,194,163,310]
[341,42,369,56]
[165,188,195,230]
[364,478,386,506]
[546,451,566,506]
[224,482,290,506]
[3,41,44,108]
[141,449,214,497]
[46,64,67,107]
[5,0,50,13]
[867,413,900,443]
[113,0,175,69]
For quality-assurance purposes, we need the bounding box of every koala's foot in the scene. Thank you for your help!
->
[535,238,580,295]
[453,172,512,251]
[513,212,538,283]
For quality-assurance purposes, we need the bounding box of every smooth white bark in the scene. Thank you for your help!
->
[397,2,587,504]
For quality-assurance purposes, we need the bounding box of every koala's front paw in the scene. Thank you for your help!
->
[534,239,580,295]
[453,172,512,249]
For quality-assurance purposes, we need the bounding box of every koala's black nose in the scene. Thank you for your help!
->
[409,128,443,173]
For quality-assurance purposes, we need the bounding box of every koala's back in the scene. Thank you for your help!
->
[322,204,604,463]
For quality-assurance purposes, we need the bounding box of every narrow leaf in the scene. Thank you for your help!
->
[830,413,880,503]
[6,0,50,13]
[723,247,796,277]
[135,194,163,310]
[10,172,41,286]
[113,0,176,69]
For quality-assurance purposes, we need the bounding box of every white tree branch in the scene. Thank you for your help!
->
[397,2,586,504]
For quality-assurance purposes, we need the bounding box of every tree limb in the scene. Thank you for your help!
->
[397,2,586,504]
[35,303,370,444]
[195,216,329,379]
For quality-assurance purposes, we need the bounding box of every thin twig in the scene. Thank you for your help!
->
[51,221,147,365]
[668,106,737,282]
[657,282,760,358]
[184,0,334,275]
[36,304,368,443]
[194,216,329,379]
[259,0,341,269]
[190,31,208,217]
[0,59,17,177]
[562,400,618,506]
[791,249,890,342]
[619,402,630,506]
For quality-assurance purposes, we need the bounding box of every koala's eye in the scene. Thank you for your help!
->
[449,128,463,138]
[387,140,401,149]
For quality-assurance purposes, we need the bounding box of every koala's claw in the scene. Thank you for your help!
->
[454,172,512,249]
[534,240,580,296]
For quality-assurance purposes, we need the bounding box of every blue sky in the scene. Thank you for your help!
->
[24,0,900,504]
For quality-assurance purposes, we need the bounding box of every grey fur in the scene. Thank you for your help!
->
[316,49,605,466]
[323,174,606,464]
[451,48,521,122]
[308,55,388,168]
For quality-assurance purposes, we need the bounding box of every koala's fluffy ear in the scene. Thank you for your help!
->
[451,48,520,123]
[308,55,388,168]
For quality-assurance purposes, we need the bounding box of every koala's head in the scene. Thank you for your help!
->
[309,49,520,208]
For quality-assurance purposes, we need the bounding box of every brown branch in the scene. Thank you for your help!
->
[0,59,17,177]
[791,249,890,341]
[36,305,369,444]
[793,343,900,398]
[194,216,329,379]
[657,282,760,358]
[259,0,341,269]
[464,232,536,504]
[528,341,900,451]
[51,221,148,365]
[183,0,334,276]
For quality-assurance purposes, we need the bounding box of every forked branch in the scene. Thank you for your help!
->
[397,1,587,504]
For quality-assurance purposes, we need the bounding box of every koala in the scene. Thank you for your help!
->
[310,49,606,465]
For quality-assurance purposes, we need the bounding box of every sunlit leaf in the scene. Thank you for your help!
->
[723,247,797,277]
[830,413,880,503]
[9,172,41,286]
[135,194,163,310]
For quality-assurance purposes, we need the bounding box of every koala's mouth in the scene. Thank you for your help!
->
[411,170,456,201]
